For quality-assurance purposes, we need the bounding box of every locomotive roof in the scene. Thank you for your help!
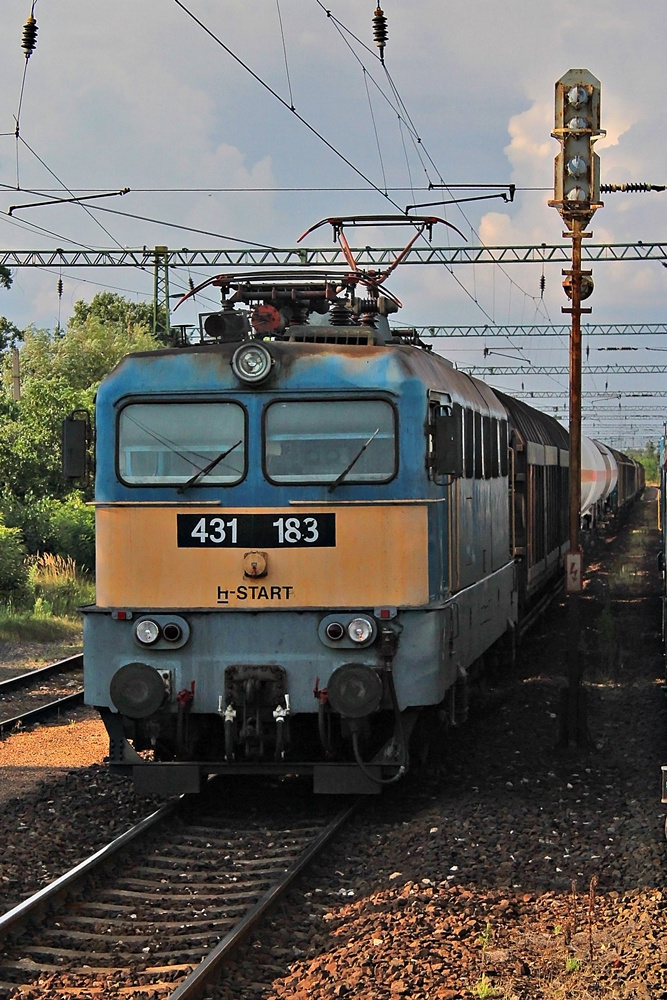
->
[100,337,507,417]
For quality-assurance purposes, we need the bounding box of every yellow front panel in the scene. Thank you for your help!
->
[96,505,429,609]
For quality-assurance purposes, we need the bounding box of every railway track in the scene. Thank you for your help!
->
[0,654,84,736]
[0,786,357,998]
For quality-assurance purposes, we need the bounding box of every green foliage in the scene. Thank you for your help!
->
[0,492,95,570]
[70,291,154,331]
[28,553,94,616]
[0,609,81,642]
[0,268,11,292]
[0,316,22,352]
[0,296,158,501]
[0,518,29,603]
[628,441,658,485]
[470,974,499,998]
[0,292,160,613]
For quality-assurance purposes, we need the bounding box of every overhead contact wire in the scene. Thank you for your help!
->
[173,0,400,210]
[362,69,387,195]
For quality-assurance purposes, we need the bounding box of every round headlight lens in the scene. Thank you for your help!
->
[135,619,160,645]
[347,617,373,644]
[231,343,273,383]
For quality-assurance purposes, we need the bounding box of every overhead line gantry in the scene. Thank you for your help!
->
[0,241,666,269]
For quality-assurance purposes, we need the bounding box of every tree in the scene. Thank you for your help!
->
[0,317,22,353]
[69,291,153,332]
[0,298,159,501]
[0,267,11,292]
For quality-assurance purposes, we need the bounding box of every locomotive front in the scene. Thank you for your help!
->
[81,277,476,794]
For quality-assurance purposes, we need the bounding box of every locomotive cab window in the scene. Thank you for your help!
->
[118,402,246,486]
[264,399,396,485]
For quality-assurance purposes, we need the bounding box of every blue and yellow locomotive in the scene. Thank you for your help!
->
[65,270,545,795]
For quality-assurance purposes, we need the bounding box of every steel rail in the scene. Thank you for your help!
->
[0,691,84,737]
[169,801,359,1000]
[0,242,666,268]
[0,653,82,694]
[0,798,180,940]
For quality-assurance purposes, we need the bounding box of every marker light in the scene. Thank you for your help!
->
[325,621,345,641]
[347,617,374,643]
[567,85,589,109]
[566,186,588,202]
[567,156,588,177]
[135,619,160,645]
[162,622,183,643]
[568,116,590,131]
[231,343,273,383]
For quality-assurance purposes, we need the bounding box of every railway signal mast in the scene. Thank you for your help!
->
[549,69,604,745]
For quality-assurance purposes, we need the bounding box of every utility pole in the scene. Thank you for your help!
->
[548,69,604,746]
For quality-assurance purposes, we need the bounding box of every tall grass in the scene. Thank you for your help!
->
[27,552,94,617]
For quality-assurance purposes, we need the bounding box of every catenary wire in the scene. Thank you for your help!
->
[172,0,400,210]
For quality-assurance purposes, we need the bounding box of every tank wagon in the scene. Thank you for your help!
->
[580,437,644,527]
[63,272,638,795]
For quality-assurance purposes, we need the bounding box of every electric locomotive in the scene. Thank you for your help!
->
[65,267,541,795]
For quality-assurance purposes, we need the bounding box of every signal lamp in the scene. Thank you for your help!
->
[549,69,604,228]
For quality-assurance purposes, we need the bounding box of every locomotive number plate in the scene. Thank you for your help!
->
[177,513,336,548]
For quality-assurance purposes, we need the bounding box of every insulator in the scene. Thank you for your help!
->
[329,300,352,326]
[188,276,195,292]
[22,14,38,59]
[57,278,63,298]
[600,182,663,194]
[539,274,546,298]
[373,6,388,62]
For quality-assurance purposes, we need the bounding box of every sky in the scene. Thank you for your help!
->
[0,0,665,446]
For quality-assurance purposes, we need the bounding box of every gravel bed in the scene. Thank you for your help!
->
[0,493,664,1000]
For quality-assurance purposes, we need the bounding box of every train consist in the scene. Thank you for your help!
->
[64,271,644,795]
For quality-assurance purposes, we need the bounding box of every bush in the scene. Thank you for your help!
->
[0,491,95,571]
[0,519,30,604]
[49,495,95,571]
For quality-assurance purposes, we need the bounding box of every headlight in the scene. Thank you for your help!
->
[135,619,160,645]
[231,343,273,383]
[347,617,373,643]
[327,664,383,719]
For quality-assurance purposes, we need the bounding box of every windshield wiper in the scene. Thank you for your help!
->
[177,439,242,494]
[328,428,380,494]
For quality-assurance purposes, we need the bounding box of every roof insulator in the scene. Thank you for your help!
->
[22,13,38,60]
[373,6,388,63]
